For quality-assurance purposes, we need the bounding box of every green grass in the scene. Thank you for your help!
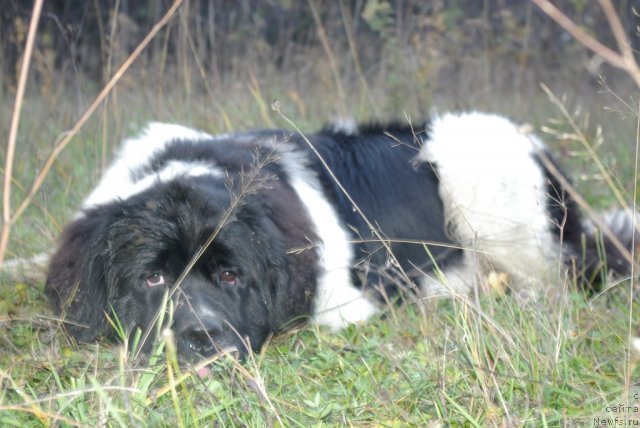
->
[1,279,639,426]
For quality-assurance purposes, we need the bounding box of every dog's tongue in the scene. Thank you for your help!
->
[197,366,211,378]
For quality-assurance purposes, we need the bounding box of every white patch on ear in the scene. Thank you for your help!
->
[418,112,559,292]
[278,149,378,331]
[80,123,218,212]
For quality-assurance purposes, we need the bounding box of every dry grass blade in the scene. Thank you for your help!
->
[271,102,418,291]
[338,0,381,120]
[308,0,347,116]
[598,0,640,86]
[535,149,637,271]
[623,97,640,404]
[532,6,639,394]
[540,83,635,216]
[532,0,640,88]
[0,0,44,266]
[145,349,236,406]
[133,150,279,357]
[0,0,185,268]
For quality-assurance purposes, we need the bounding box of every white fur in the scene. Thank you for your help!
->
[81,123,217,211]
[330,117,359,135]
[420,252,479,297]
[107,160,222,203]
[418,112,559,294]
[278,150,379,330]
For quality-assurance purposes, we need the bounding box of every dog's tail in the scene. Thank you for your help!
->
[576,209,639,286]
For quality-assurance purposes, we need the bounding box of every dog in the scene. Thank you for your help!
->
[45,112,636,360]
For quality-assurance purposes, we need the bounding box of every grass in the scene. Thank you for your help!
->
[2,3,640,426]
[1,277,639,426]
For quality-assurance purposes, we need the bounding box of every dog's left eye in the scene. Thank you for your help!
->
[146,273,165,288]
[219,270,238,285]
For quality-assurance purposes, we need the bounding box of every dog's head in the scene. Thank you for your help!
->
[46,175,319,360]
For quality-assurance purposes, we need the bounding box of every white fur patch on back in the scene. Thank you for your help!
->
[81,123,220,212]
[278,149,378,330]
[418,112,559,293]
[330,117,359,136]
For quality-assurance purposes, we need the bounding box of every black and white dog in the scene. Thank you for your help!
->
[45,112,636,360]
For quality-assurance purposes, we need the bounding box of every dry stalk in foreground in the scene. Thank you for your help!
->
[533,0,640,398]
[1,0,44,267]
[532,0,640,89]
[0,0,185,267]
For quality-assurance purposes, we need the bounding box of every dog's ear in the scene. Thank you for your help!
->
[45,211,114,342]
[257,185,320,327]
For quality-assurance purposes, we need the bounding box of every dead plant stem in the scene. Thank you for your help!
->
[308,0,347,116]
[0,0,44,266]
[532,0,640,88]
[0,0,184,267]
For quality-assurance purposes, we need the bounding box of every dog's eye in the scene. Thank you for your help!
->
[219,270,238,285]
[146,273,165,288]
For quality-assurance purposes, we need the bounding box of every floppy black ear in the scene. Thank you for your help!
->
[257,184,320,328]
[45,211,113,342]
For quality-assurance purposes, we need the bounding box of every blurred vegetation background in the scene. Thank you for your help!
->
[2,0,638,109]
[0,0,638,258]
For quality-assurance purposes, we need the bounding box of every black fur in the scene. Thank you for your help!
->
[298,124,461,297]
[47,140,319,358]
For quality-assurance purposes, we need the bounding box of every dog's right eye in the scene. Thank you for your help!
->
[146,273,165,288]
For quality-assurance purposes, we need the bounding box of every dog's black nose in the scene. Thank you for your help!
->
[181,320,223,354]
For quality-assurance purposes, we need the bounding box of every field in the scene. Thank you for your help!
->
[1,1,639,426]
